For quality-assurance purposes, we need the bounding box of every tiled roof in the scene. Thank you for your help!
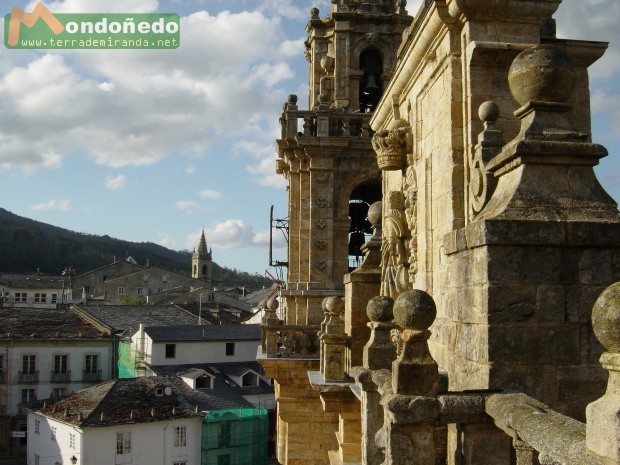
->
[32,377,200,427]
[144,324,261,342]
[0,273,70,289]
[74,304,200,336]
[151,361,273,410]
[0,307,109,340]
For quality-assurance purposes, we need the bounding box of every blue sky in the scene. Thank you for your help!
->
[0,0,619,276]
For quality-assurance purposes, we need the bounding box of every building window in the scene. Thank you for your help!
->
[34,419,40,435]
[51,293,58,303]
[117,287,125,295]
[173,462,187,465]
[196,375,212,390]
[137,287,143,295]
[21,388,35,404]
[69,432,75,449]
[174,426,187,448]
[51,426,57,441]
[15,292,27,302]
[53,387,67,398]
[116,431,131,455]
[22,355,36,374]
[225,343,235,357]
[34,293,46,303]
[54,355,68,374]
[165,344,176,359]
[241,372,259,387]
[208,293,215,302]
[218,423,231,448]
[84,285,91,293]
[162,274,168,283]
[85,354,98,374]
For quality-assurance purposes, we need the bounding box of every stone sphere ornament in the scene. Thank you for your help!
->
[393,289,436,330]
[366,295,394,322]
[508,44,576,106]
[592,282,620,353]
[367,201,382,228]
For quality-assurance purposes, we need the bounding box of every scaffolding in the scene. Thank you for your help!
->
[117,339,147,378]
[202,407,269,465]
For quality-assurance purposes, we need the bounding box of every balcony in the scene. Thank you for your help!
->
[82,370,102,383]
[50,370,71,383]
[18,371,39,384]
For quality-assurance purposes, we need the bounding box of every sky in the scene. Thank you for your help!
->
[0,0,618,276]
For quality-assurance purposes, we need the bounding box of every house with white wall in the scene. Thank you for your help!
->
[0,274,71,308]
[26,377,202,465]
[133,324,261,367]
[0,307,114,456]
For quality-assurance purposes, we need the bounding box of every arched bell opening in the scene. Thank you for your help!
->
[359,49,383,113]
[348,182,382,271]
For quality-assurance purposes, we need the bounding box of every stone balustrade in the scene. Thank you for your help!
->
[279,94,373,139]
[345,282,620,465]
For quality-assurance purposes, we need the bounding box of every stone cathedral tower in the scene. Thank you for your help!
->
[192,229,212,286]
[276,1,412,327]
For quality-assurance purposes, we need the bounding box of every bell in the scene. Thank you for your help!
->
[363,73,380,94]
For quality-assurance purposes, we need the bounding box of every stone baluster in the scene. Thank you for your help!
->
[285,94,298,138]
[513,438,537,465]
[320,296,348,381]
[342,116,351,136]
[586,281,620,462]
[384,289,440,465]
[263,298,281,357]
[357,295,397,465]
[303,115,314,136]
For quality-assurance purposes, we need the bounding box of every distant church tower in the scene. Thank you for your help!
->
[192,229,212,286]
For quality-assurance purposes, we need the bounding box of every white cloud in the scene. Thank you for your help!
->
[104,174,127,190]
[158,234,177,249]
[31,199,71,212]
[175,200,202,214]
[199,219,278,250]
[235,140,287,189]
[25,0,159,14]
[198,188,222,200]
[0,9,296,173]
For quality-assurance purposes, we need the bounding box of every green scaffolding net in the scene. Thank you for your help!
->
[202,407,269,465]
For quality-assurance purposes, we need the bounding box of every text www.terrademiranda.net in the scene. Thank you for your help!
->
[19,37,179,48]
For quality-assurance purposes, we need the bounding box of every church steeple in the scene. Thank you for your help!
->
[192,229,212,285]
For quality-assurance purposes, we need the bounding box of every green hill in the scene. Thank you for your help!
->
[0,208,271,288]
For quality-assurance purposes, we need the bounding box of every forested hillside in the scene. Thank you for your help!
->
[0,208,270,288]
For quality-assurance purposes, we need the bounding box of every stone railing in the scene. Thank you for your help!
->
[279,95,372,139]
[344,283,620,465]
[261,299,320,358]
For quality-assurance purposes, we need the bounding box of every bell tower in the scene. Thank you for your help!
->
[192,229,212,286]
[276,2,412,325]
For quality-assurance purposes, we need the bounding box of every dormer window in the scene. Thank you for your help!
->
[196,374,213,390]
[241,372,259,387]
[156,387,164,396]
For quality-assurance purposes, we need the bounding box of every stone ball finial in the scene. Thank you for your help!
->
[325,296,344,315]
[592,282,620,353]
[321,55,335,72]
[366,295,394,322]
[367,201,382,228]
[478,101,500,124]
[287,94,298,104]
[266,298,279,312]
[393,290,436,331]
[310,7,319,18]
[508,44,576,106]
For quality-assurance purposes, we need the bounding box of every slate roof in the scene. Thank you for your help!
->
[73,304,200,336]
[151,361,273,410]
[0,273,70,289]
[0,307,109,340]
[31,377,200,427]
[143,324,261,342]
